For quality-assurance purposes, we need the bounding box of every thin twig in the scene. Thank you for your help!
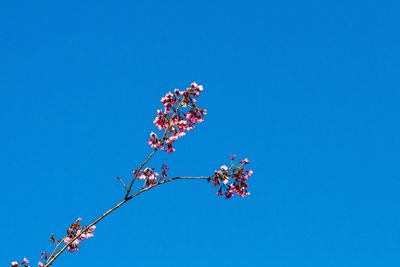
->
[116,176,128,191]
[47,237,65,263]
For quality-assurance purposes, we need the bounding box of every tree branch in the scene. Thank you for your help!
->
[44,175,211,267]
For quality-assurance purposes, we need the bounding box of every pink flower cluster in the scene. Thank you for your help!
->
[10,258,29,267]
[64,218,96,253]
[133,167,159,186]
[212,155,253,199]
[11,218,96,267]
[133,164,169,187]
[148,82,207,153]
[10,257,43,267]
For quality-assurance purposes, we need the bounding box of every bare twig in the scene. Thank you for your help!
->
[116,176,128,191]
[47,237,65,263]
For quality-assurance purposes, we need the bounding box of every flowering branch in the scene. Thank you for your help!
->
[124,149,157,198]
[11,82,253,267]
[43,175,211,267]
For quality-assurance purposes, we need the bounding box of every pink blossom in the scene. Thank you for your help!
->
[232,183,250,197]
[165,143,175,153]
[153,109,169,130]
[21,258,29,264]
[225,185,234,199]
[240,158,249,165]
[213,156,252,199]
[174,88,181,96]
[134,167,160,186]
[149,82,206,153]
[199,108,207,116]
[148,132,162,149]
[136,168,158,180]
[189,82,203,97]
[243,169,253,180]
[65,218,95,253]
[214,170,223,180]
[81,225,96,240]
[67,243,80,252]
[11,261,18,267]
[216,188,223,196]
[160,92,177,113]
[220,165,228,172]
[65,237,80,246]
[38,262,44,267]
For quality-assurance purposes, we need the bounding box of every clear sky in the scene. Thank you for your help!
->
[1,0,399,266]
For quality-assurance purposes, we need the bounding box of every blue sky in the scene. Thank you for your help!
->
[1,0,400,266]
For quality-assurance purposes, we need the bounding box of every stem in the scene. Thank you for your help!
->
[43,175,211,267]
[124,149,157,199]
[116,176,127,191]
[47,237,65,263]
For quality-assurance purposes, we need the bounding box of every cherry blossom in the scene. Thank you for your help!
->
[149,82,207,153]
[11,82,253,267]
[240,158,249,165]
[134,167,159,180]
[148,132,162,149]
[133,167,159,186]
[64,218,96,253]
[212,157,253,199]
[10,258,30,267]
